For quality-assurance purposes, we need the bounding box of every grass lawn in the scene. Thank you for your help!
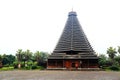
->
[0,67,14,71]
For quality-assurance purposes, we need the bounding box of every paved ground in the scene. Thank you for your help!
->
[0,70,120,80]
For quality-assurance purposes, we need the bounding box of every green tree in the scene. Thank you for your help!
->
[6,54,15,65]
[40,52,49,62]
[34,51,41,65]
[0,55,2,68]
[16,49,33,67]
[114,56,120,65]
[16,49,23,62]
[16,49,24,68]
[24,49,32,62]
[118,46,120,55]
[98,54,107,67]
[2,54,9,65]
[2,54,15,66]
[23,49,32,67]
[107,47,117,60]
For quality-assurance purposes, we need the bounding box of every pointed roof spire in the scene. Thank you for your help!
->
[72,7,73,12]
[53,11,94,53]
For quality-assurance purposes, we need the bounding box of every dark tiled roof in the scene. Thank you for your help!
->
[48,11,98,59]
[54,11,94,53]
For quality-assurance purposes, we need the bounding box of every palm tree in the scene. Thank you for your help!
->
[107,47,117,60]
[16,49,23,68]
[16,49,23,62]
[24,49,32,65]
[34,51,41,65]
[24,50,32,61]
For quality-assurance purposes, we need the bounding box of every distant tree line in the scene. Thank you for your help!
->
[99,46,120,71]
[0,49,49,69]
[0,47,120,71]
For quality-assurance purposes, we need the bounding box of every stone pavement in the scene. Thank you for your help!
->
[0,70,120,80]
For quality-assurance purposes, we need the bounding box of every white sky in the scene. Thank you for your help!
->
[0,0,120,55]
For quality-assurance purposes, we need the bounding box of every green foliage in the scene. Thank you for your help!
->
[37,66,45,70]
[40,52,49,61]
[0,49,49,70]
[99,54,107,66]
[0,67,14,71]
[114,56,120,65]
[31,65,37,69]
[0,55,2,61]
[34,51,49,66]
[98,46,120,71]
[34,51,41,64]
[107,47,117,60]
[13,61,19,69]
[4,64,10,67]
[23,49,32,62]
[16,49,23,62]
[16,49,33,62]
[2,54,9,65]
[109,65,120,71]
[0,55,3,68]
[105,59,113,66]
[27,61,33,66]
[24,66,30,70]
[2,54,15,66]
[118,46,120,54]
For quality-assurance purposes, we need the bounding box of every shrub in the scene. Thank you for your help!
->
[31,65,37,69]
[109,65,119,71]
[38,66,45,70]
[13,61,18,69]
[25,66,30,70]
[3,64,9,67]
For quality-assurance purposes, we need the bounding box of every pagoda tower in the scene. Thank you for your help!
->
[47,11,99,70]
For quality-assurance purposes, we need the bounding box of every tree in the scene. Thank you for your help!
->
[23,49,32,67]
[114,56,120,65]
[34,51,41,65]
[2,54,15,66]
[107,47,117,60]
[24,49,32,62]
[16,49,23,62]
[16,49,32,67]
[40,52,49,62]
[0,55,2,61]
[16,49,24,68]
[118,46,120,55]
[0,55,2,68]
[6,54,15,65]
[98,54,107,67]
[2,54,9,65]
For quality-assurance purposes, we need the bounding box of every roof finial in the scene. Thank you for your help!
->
[72,7,73,12]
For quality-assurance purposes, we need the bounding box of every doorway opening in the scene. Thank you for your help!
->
[71,63,75,68]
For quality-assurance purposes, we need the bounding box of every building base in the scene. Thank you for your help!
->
[47,67,100,71]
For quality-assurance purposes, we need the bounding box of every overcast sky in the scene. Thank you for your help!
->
[0,0,120,55]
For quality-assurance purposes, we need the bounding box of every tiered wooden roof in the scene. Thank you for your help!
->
[48,11,98,59]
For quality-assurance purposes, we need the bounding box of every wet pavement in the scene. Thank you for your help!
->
[0,70,120,80]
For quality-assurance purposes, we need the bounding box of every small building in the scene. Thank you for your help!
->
[47,11,99,70]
